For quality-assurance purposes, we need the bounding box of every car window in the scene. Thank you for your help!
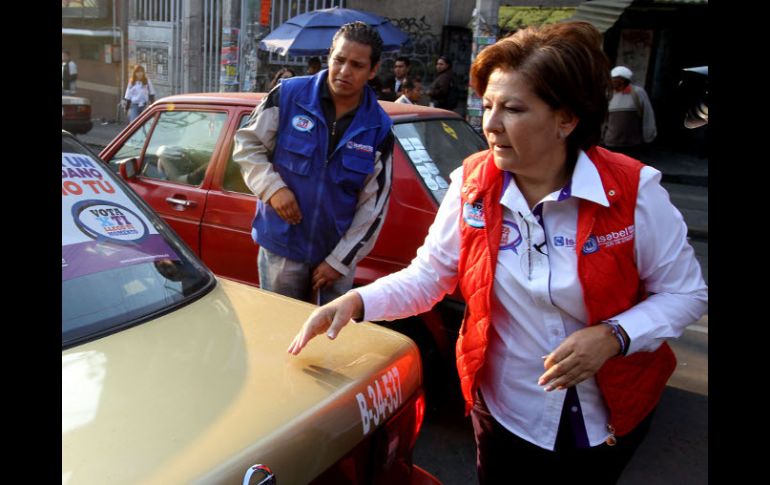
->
[62,134,215,349]
[111,115,154,164]
[222,113,253,194]
[139,110,228,186]
[393,119,488,203]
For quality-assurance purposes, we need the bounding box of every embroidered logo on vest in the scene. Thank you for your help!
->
[462,201,485,228]
[581,235,600,254]
[346,141,374,154]
[292,115,314,132]
[596,224,635,248]
[500,220,523,253]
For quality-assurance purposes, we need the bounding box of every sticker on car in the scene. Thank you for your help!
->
[355,366,403,435]
[62,152,181,282]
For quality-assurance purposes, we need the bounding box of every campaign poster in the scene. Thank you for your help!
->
[62,152,180,282]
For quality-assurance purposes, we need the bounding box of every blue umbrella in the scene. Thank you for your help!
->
[258,7,410,57]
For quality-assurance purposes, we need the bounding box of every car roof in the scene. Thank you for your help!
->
[158,92,462,121]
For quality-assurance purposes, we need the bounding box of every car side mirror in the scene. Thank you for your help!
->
[117,157,139,181]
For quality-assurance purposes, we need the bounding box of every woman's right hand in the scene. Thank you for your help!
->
[287,291,364,355]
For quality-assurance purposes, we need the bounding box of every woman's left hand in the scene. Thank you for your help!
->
[538,324,621,391]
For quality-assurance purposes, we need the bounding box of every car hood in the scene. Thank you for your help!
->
[62,278,421,484]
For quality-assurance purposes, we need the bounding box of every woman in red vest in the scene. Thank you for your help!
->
[288,21,707,483]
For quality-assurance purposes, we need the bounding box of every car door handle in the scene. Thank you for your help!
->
[165,197,197,208]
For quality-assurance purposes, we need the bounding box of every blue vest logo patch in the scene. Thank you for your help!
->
[292,115,314,132]
[581,235,600,254]
[463,202,485,228]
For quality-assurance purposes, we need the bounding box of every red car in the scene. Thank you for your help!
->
[100,93,488,388]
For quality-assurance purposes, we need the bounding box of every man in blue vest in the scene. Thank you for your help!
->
[234,21,394,305]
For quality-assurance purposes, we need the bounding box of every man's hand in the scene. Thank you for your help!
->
[538,324,621,392]
[268,187,302,224]
[312,261,343,290]
[287,291,364,355]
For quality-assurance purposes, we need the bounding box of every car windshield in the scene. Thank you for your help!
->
[62,134,214,349]
[393,119,488,203]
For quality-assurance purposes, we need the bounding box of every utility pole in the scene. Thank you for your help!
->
[466,0,500,132]
[182,0,203,93]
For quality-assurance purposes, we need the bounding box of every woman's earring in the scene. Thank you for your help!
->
[558,129,565,139]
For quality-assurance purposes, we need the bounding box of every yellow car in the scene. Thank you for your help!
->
[62,131,439,484]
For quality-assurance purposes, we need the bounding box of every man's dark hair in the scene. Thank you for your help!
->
[331,21,383,67]
[395,56,411,67]
[308,56,322,69]
[438,55,452,67]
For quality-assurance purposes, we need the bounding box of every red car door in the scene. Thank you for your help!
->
[199,110,262,286]
[103,106,231,254]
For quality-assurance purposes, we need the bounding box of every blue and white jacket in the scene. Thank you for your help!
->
[233,70,394,274]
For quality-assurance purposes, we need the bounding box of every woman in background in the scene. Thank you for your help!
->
[124,65,156,123]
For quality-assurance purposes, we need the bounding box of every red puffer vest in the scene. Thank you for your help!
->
[456,147,676,437]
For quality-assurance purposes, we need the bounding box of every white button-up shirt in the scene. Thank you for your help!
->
[356,149,708,450]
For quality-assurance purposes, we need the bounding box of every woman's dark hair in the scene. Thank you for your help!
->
[331,21,384,67]
[269,67,296,89]
[470,21,611,151]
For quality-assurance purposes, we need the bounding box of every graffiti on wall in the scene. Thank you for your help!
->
[128,41,171,97]
[380,16,440,84]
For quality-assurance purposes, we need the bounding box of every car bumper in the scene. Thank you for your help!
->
[62,119,93,134]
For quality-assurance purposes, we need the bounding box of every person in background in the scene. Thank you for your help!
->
[124,65,156,123]
[395,78,423,105]
[288,21,707,484]
[602,66,657,159]
[381,56,411,101]
[62,50,78,95]
[156,145,207,186]
[233,21,395,305]
[428,55,457,110]
[367,75,384,99]
[268,67,297,90]
[306,56,322,75]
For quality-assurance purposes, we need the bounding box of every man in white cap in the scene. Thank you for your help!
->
[602,66,657,156]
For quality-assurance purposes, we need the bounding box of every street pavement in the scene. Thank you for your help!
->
[74,120,709,484]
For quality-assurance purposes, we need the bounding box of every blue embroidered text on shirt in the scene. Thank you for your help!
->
[463,202,485,228]
[554,236,576,248]
[500,220,523,254]
[292,115,314,132]
[346,141,374,154]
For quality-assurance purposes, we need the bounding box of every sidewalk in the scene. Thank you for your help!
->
[76,119,128,151]
[642,145,708,241]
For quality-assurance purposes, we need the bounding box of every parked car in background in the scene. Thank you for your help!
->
[62,130,438,484]
[98,93,489,396]
[62,95,93,134]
